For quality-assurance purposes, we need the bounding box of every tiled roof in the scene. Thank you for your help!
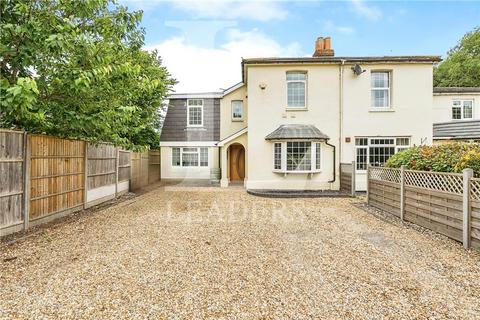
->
[433,120,480,140]
[265,124,329,140]
[433,87,480,94]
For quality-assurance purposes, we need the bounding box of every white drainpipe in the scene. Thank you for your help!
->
[338,59,346,184]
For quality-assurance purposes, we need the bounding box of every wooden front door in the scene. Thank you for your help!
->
[229,144,245,181]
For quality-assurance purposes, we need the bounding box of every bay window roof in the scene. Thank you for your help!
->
[265,124,329,141]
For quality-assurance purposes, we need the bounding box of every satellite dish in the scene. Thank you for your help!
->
[351,64,365,76]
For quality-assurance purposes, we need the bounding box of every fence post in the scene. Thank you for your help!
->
[115,147,119,197]
[462,168,473,249]
[400,165,405,221]
[23,132,30,230]
[84,142,88,209]
[351,160,356,197]
[366,165,370,205]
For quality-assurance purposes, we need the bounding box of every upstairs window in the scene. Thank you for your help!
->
[287,72,307,108]
[452,100,473,120]
[232,100,244,121]
[371,71,390,108]
[187,99,203,127]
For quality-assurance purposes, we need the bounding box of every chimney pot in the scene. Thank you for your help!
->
[324,37,331,50]
[315,37,324,52]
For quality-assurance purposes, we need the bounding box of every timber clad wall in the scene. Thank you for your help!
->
[0,129,161,237]
[368,167,480,250]
[160,98,220,142]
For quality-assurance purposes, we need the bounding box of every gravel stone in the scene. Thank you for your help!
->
[1,186,479,319]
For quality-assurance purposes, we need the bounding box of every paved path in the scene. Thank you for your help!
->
[1,187,479,319]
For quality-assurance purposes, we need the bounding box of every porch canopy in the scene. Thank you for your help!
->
[265,124,329,141]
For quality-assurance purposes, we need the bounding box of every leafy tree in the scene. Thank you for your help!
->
[0,0,175,149]
[434,27,480,87]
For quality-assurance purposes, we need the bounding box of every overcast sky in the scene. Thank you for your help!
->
[121,0,480,93]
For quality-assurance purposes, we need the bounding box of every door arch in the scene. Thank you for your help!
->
[228,143,245,181]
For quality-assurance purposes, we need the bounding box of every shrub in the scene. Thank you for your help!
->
[386,143,480,176]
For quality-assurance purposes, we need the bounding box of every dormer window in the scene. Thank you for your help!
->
[187,99,203,127]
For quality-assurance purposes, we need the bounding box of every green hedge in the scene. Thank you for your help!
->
[385,143,480,177]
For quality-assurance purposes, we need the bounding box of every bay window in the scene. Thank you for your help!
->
[172,147,208,167]
[355,137,410,171]
[371,71,390,108]
[274,143,282,170]
[272,141,322,173]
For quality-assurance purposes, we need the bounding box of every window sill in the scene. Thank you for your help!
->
[273,170,322,174]
[369,108,394,113]
[185,126,207,131]
[286,107,308,112]
[232,119,244,122]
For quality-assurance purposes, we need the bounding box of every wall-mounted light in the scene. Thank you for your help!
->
[259,83,267,90]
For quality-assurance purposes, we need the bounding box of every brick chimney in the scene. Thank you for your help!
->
[313,36,334,57]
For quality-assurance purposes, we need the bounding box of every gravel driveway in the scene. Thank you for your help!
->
[1,186,480,319]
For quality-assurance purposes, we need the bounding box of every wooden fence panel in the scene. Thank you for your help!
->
[86,143,117,207]
[118,150,131,182]
[0,130,25,235]
[368,167,480,250]
[471,200,480,249]
[117,150,131,195]
[148,149,161,184]
[28,135,85,223]
[340,163,352,194]
[130,152,149,190]
[404,186,463,242]
[368,179,401,217]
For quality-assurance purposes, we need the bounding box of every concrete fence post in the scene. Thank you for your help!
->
[83,142,88,209]
[23,132,30,231]
[463,168,473,249]
[351,160,356,197]
[400,165,406,221]
[115,147,119,197]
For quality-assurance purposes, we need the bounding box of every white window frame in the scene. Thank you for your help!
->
[286,71,307,109]
[172,147,209,167]
[452,99,474,120]
[187,99,204,127]
[355,137,410,172]
[370,71,391,109]
[231,100,244,121]
[272,140,322,174]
